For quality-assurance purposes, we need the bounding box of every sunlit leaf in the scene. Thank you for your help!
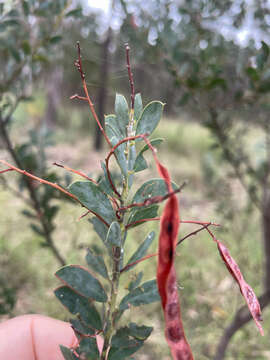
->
[136,101,164,137]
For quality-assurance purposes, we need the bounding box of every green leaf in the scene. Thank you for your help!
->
[133,138,163,172]
[86,249,109,280]
[55,265,107,303]
[22,1,30,16]
[128,143,136,188]
[65,7,82,17]
[70,318,95,336]
[119,280,160,311]
[108,327,143,360]
[128,272,143,291]
[205,77,227,90]
[78,337,99,359]
[245,67,260,82]
[60,346,77,360]
[256,41,269,70]
[124,232,155,271]
[9,46,21,63]
[55,286,102,330]
[49,35,62,44]
[136,101,164,137]
[134,93,143,122]
[105,221,122,247]
[69,181,116,225]
[32,53,49,63]
[127,206,158,228]
[258,80,270,93]
[98,161,115,197]
[132,178,178,206]
[115,94,129,138]
[30,223,44,236]
[21,209,36,219]
[89,217,108,244]
[128,322,153,340]
[22,40,31,55]
[105,114,127,175]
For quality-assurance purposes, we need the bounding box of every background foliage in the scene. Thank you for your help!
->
[1,0,270,359]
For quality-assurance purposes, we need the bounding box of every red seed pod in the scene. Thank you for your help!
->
[156,159,194,360]
[217,240,264,336]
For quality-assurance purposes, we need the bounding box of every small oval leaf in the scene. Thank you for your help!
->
[55,286,102,330]
[136,101,164,137]
[106,221,122,247]
[132,178,178,206]
[69,181,116,225]
[119,279,160,311]
[55,265,107,303]
[86,249,109,280]
[124,231,155,271]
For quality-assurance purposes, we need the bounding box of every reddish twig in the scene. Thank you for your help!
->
[126,217,220,229]
[118,183,187,217]
[177,224,211,246]
[74,42,112,148]
[181,220,220,227]
[121,224,215,273]
[120,252,158,273]
[105,134,149,197]
[53,162,97,183]
[0,168,14,174]
[78,210,91,221]
[125,217,161,229]
[0,160,110,227]
[54,162,120,215]
[125,43,135,110]
[0,160,79,201]
[70,94,88,101]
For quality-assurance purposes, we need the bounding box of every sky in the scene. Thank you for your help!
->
[88,0,111,15]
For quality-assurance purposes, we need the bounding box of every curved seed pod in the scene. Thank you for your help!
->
[217,240,264,336]
[156,160,194,360]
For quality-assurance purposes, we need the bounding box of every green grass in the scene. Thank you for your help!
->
[0,108,268,359]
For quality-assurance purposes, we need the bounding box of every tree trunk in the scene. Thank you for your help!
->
[94,28,112,151]
[45,67,62,128]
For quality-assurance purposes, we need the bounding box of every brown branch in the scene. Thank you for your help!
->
[1,160,79,201]
[120,252,158,273]
[177,224,211,246]
[214,290,270,360]
[70,94,88,101]
[105,134,149,197]
[53,162,97,183]
[121,223,214,273]
[0,168,14,174]
[118,186,186,218]
[126,217,220,230]
[74,42,112,148]
[0,160,110,228]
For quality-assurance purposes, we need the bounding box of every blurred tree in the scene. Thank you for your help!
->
[0,0,83,265]
[143,0,270,358]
